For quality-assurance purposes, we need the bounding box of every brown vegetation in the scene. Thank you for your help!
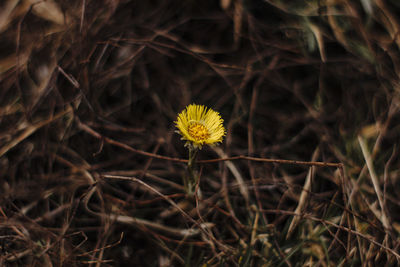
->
[1,0,400,266]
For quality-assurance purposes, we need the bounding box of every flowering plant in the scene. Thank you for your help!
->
[175,104,225,195]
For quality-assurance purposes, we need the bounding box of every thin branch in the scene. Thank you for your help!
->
[77,119,343,169]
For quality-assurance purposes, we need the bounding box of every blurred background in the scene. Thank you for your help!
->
[1,0,400,266]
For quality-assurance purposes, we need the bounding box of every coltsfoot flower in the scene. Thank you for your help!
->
[175,104,225,149]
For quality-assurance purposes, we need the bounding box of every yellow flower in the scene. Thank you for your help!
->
[175,104,225,149]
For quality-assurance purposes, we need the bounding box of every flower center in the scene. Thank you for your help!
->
[188,123,209,142]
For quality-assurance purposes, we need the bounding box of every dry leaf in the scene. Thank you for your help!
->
[0,0,20,33]
[220,0,231,10]
[28,0,65,25]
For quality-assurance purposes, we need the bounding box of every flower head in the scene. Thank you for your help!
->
[175,104,225,149]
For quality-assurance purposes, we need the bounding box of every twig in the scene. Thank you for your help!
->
[0,106,73,157]
[77,120,343,168]
[100,174,232,253]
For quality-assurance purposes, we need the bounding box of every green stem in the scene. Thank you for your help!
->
[185,146,198,196]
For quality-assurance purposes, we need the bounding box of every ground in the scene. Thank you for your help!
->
[1,0,400,266]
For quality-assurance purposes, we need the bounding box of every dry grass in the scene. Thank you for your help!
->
[1,0,400,266]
